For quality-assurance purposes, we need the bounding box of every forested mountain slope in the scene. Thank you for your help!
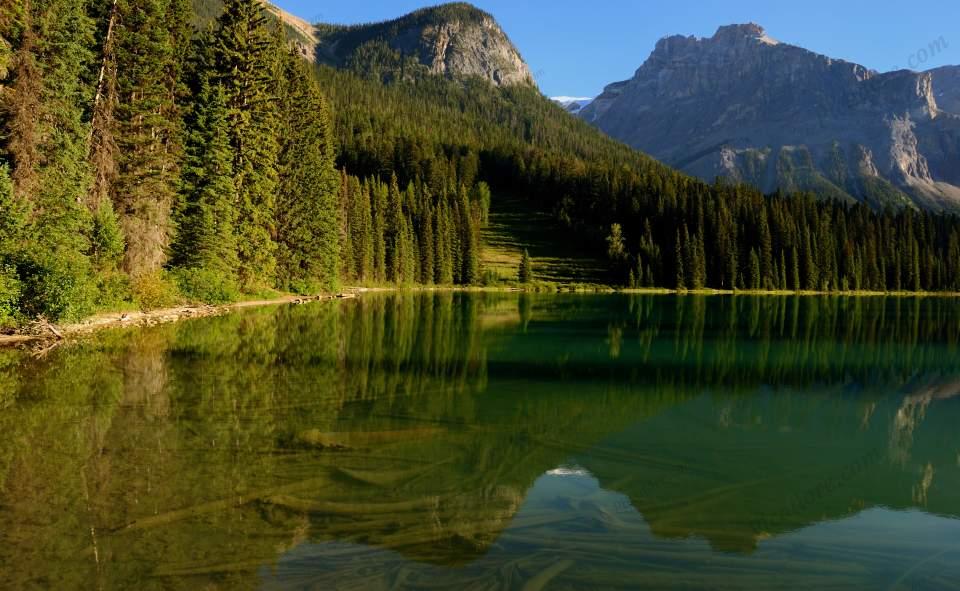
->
[312,29,960,295]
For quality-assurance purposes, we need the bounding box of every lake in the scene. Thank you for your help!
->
[1,293,959,590]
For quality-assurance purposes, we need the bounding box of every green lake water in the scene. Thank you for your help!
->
[2,293,960,590]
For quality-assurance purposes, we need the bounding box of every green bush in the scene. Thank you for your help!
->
[288,278,325,297]
[172,267,239,305]
[16,252,96,322]
[89,202,126,271]
[131,272,181,311]
[94,270,134,311]
[0,264,20,328]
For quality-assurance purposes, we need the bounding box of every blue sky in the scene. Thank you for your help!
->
[274,0,959,98]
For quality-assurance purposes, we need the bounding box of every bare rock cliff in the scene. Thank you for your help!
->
[314,3,534,88]
[580,24,960,210]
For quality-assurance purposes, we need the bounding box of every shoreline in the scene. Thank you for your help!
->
[2,285,956,350]
[0,292,358,351]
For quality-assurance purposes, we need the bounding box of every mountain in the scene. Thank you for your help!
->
[193,1,534,87]
[931,66,960,115]
[180,2,960,296]
[552,96,594,115]
[313,3,534,87]
[579,24,960,211]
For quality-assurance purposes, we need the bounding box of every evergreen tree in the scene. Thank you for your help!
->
[108,0,189,276]
[0,163,26,251]
[791,246,801,291]
[675,231,685,290]
[758,211,773,289]
[0,165,22,321]
[89,201,125,272]
[385,174,404,283]
[749,248,761,290]
[804,230,818,290]
[459,186,480,284]
[354,179,374,281]
[1,0,99,320]
[338,170,355,282]
[419,196,435,284]
[213,0,282,289]
[518,249,533,284]
[434,197,454,284]
[172,80,238,278]
[779,251,788,291]
[371,178,387,282]
[275,53,340,291]
[912,239,922,292]
[691,232,706,289]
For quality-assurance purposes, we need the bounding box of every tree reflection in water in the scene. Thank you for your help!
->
[1,293,959,589]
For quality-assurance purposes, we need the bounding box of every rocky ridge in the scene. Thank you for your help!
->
[313,3,535,88]
[579,24,960,210]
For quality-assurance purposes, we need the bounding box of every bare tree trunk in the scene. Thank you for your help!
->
[87,0,119,210]
[91,0,118,125]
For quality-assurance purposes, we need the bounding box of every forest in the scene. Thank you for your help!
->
[2,0,960,327]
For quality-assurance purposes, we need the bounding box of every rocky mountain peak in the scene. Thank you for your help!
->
[579,24,960,211]
[713,23,776,44]
[314,2,535,88]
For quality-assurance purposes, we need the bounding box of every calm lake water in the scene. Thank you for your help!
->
[2,293,960,590]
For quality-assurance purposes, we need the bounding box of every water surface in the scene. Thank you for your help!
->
[1,294,959,590]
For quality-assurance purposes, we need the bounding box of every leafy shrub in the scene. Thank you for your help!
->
[89,202,126,271]
[0,264,20,328]
[131,272,181,311]
[95,270,133,310]
[172,267,239,305]
[288,278,325,297]
[16,251,96,322]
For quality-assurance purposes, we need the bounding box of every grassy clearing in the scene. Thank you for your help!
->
[480,193,610,286]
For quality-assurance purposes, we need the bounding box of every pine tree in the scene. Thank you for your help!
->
[791,246,801,291]
[371,178,387,282]
[0,164,27,257]
[518,249,533,284]
[691,232,706,289]
[0,165,22,321]
[2,0,99,320]
[759,211,773,289]
[213,0,282,289]
[749,248,761,290]
[804,230,819,290]
[459,185,480,284]
[4,2,42,198]
[949,230,960,291]
[107,0,189,276]
[912,239,922,292]
[473,181,491,225]
[606,223,626,261]
[419,195,435,284]
[338,170,355,282]
[172,80,238,278]
[434,197,454,284]
[402,215,418,284]
[353,179,374,282]
[779,250,788,291]
[385,174,404,283]
[402,181,419,283]
[275,53,340,291]
[675,230,685,290]
[89,201,125,272]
